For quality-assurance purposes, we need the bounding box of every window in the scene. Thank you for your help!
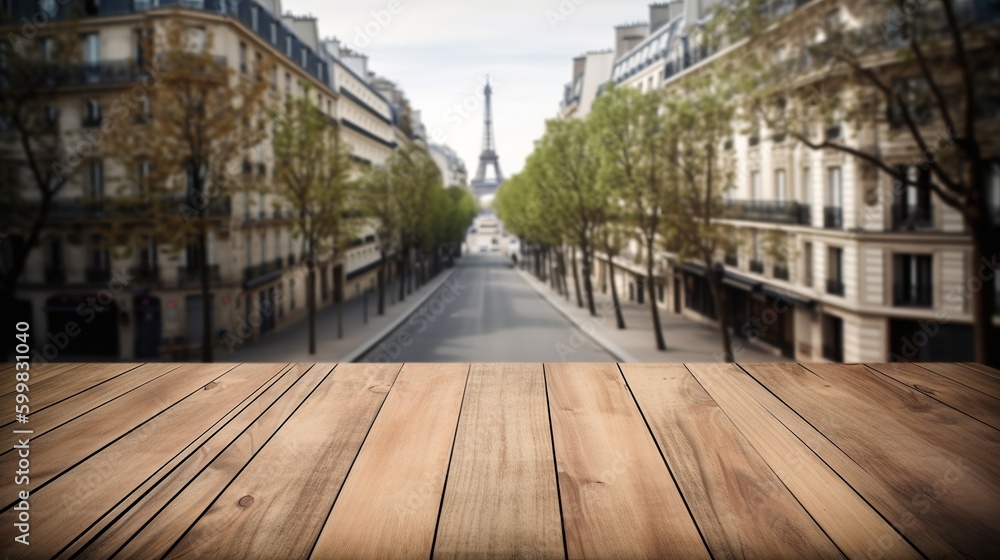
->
[827,247,844,296]
[139,239,157,271]
[803,242,813,287]
[90,235,109,270]
[894,165,932,229]
[775,169,787,202]
[285,72,291,95]
[285,35,292,57]
[82,33,100,63]
[134,28,151,66]
[988,162,1000,221]
[136,161,151,194]
[46,237,63,272]
[270,22,277,44]
[802,166,811,204]
[39,0,57,18]
[251,5,258,30]
[239,41,247,73]
[245,234,252,267]
[184,26,205,53]
[40,37,55,62]
[751,170,761,200]
[893,254,933,307]
[825,166,842,228]
[289,279,296,310]
[890,78,931,126]
[270,67,278,91]
[83,99,101,126]
[301,48,307,67]
[84,161,104,199]
[260,232,267,264]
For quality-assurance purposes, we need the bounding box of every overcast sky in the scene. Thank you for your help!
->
[284,0,641,178]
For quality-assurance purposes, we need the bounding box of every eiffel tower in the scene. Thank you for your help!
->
[470,76,504,198]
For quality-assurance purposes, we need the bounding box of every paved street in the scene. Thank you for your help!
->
[359,252,614,362]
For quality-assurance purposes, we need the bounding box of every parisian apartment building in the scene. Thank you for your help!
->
[1,0,464,360]
[561,0,1000,362]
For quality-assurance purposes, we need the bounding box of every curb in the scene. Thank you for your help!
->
[343,266,460,363]
[515,267,640,363]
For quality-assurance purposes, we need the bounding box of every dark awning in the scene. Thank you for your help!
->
[678,262,706,276]
[244,270,283,290]
[762,286,815,307]
[722,271,762,293]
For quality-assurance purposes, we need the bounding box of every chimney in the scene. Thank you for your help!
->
[614,22,649,60]
[650,1,685,32]
[572,55,586,83]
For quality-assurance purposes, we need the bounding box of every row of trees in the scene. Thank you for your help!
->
[498,0,998,365]
[1,17,477,362]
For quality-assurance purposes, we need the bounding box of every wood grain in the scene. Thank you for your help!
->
[310,363,469,560]
[749,362,1000,558]
[688,363,922,560]
[433,363,563,559]
[0,363,140,426]
[866,362,1000,430]
[0,362,237,504]
[958,362,1000,380]
[546,362,710,560]
[159,363,402,560]
[621,363,841,560]
[0,363,289,557]
[65,363,323,559]
[0,363,87,396]
[917,362,1000,400]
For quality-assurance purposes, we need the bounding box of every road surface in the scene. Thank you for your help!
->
[359,252,614,362]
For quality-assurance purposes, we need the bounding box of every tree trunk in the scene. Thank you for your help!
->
[707,265,734,362]
[307,251,316,354]
[970,221,999,367]
[607,256,626,329]
[581,242,597,316]
[197,218,213,363]
[398,251,406,303]
[646,236,666,351]
[337,292,343,340]
[377,250,386,315]
[571,246,583,308]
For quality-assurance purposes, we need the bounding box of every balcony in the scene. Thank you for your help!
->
[826,278,845,296]
[894,283,933,308]
[724,255,738,267]
[774,265,790,280]
[749,260,765,274]
[723,200,811,225]
[81,115,102,128]
[86,267,111,284]
[892,204,933,230]
[42,195,232,221]
[825,124,841,140]
[45,268,66,285]
[824,206,843,229]
[243,258,284,284]
[177,264,221,286]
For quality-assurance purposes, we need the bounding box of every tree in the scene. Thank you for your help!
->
[358,165,400,316]
[106,20,269,362]
[386,144,443,300]
[0,11,83,354]
[591,84,670,351]
[729,0,1000,365]
[534,118,603,316]
[661,72,740,361]
[272,87,353,354]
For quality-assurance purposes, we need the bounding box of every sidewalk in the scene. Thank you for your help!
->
[517,266,786,363]
[230,267,459,363]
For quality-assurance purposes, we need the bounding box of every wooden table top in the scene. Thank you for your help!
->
[0,362,998,559]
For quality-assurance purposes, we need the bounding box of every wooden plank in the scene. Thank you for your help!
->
[433,363,563,559]
[917,362,1000,400]
[958,362,1000,380]
[621,363,841,560]
[72,364,340,559]
[310,363,469,560]
[0,362,141,425]
[746,362,1000,559]
[1,363,182,438]
[0,363,290,557]
[0,363,88,396]
[0,362,238,502]
[156,363,402,560]
[688,363,923,560]
[866,362,1000,430]
[546,362,710,560]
